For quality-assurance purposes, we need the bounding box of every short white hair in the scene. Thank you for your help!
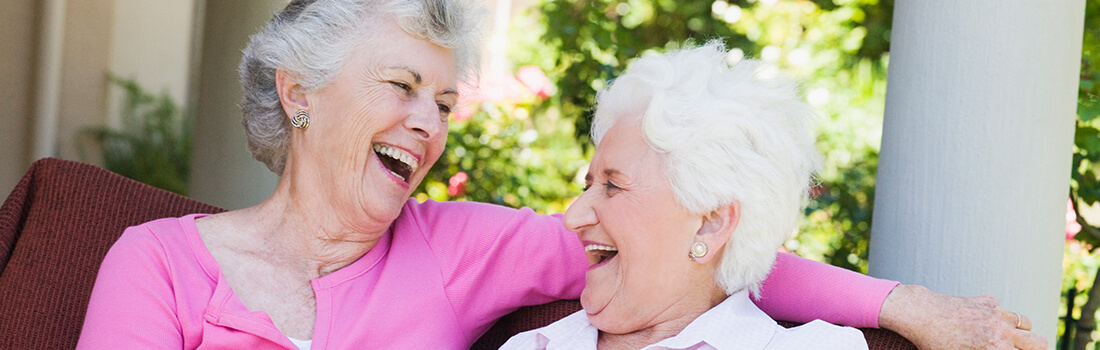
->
[591,40,822,296]
[239,0,484,174]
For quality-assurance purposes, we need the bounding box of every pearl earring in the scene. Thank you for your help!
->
[688,242,708,261]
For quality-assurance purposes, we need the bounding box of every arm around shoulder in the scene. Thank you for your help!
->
[753,253,899,328]
[77,225,184,349]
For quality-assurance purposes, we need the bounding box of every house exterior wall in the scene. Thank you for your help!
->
[187,0,284,210]
[0,0,39,195]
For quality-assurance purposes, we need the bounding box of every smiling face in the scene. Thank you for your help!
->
[563,117,717,334]
[283,19,456,231]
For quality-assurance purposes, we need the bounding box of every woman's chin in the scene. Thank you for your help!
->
[579,288,611,320]
[586,310,633,335]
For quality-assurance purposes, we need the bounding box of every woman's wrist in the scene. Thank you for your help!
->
[877,284,928,336]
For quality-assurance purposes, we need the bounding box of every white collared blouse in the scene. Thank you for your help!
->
[501,290,868,350]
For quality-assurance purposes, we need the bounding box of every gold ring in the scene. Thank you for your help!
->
[1012,312,1022,329]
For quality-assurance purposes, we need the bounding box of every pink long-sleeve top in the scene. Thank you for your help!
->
[77,199,897,349]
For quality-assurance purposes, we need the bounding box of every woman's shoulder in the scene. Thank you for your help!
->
[401,198,530,217]
[108,213,212,271]
[118,214,206,248]
[399,199,562,236]
[769,320,868,349]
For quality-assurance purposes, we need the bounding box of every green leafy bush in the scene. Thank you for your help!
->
[82,76,191,195]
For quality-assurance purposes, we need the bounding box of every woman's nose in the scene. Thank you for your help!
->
[563,191,597,232]
[405,97,445,141]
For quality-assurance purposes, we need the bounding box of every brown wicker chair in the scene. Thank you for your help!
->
[0,158,915,349]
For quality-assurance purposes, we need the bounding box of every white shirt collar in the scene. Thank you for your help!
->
[647,290,777,350]
[502,290,779,350]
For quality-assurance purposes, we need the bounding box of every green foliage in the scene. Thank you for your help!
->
[82,76,191,195]
[1057,1,1100,348]
[537,0,746,142]
[1074,0,1100,213]
[415,82,588,214]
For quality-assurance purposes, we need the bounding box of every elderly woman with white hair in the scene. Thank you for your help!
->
[502,41,1046,350]
[76,0,1043,348]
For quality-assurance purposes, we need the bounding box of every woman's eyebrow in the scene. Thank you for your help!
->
[385,66,456,96]
[385,66,422,84]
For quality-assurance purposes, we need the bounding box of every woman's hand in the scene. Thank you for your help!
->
[878,284,1048,349]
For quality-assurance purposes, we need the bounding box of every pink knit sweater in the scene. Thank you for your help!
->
[77,199,897,349]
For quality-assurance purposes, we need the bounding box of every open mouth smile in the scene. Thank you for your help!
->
[373,144,419,183]
[584,243,618,269]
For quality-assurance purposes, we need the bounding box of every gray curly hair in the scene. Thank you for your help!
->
[239,0,483,174]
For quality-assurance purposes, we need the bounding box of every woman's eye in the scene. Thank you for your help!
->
[390,81,412,92]
[438,103,452,114]
[603,182,620,195]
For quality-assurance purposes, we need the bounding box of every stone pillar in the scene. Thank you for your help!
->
[189,0,283,209]
[868,0,1086,341]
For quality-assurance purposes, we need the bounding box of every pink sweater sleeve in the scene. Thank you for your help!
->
[753,253,900,328]
[77,225,184,349]
[412,200,897,330]
[406,200,588,337]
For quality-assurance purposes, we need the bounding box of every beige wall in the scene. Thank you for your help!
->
[0,0,39,195]
[56,0,113,162]
[188,0,285,209]
[106,0,196,128]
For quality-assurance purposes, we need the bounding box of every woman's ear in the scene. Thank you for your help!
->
[692,201,741,264]
[275,69,310,117]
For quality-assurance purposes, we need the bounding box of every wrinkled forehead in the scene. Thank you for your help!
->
[592,117,659,167]
[350,19,458,84]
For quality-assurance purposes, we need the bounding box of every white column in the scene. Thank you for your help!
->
[32,0,67,160]
[868,0,1085,342]
[188,1,283,209]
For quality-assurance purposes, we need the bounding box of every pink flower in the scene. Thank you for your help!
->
[480,74,527,103]
[453,104,475,122]
[452,83,482,122]
[515,65,555,98]
[448,171,468,197]
[1068,198,1082,240]
[808,184,826,198]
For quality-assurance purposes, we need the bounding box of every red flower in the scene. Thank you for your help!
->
[448,172,468,197]
[1067,198,1082,240]
[808,184,826,198]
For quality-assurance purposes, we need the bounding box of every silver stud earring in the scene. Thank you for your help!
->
[291,110,310,130]
[688,242,708,261]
